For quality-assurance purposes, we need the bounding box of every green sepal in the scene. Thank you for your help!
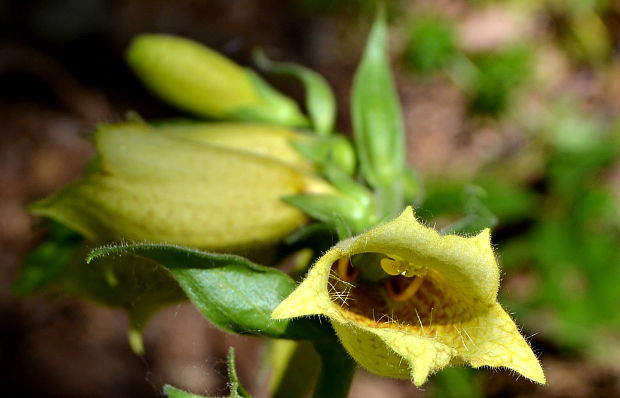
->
[254,48,336,135]
[231,69,309,128]
[282,194,367,238]
[164,348,251,398]
[87,243,332,341]
[352,9,406,197]
[291,135,356,175]
[322,163,374,215]
[283,161,376,238]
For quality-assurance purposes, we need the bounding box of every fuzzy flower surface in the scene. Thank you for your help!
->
[272,207,545,386]
[31,122,330,252]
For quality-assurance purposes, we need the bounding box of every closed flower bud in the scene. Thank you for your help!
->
[31,122,332,252]
[127,34,308,127]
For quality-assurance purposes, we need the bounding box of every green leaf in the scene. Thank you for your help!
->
[163,348,251,398]
[283,194,367,238]
[69,245,185,354]
[87,243,332,341]
[352,8,406,215]
[254,49,336,135]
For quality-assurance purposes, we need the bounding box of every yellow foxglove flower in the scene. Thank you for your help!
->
[31,122,331,252]
[273,207,545,386]
[155,122,314,172]
[127,34,307,127]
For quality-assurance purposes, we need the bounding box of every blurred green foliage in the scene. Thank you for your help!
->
[396,2,620,371]
[467,47,531,115]
[404,16,456,75]
[431,367,483,398]
[421,104,620,361]
[18,0,620,395]
[501,111,620,353]
[13,222,82,294]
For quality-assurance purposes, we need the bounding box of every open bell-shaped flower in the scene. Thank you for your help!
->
[31,121,332,253]
[273,207,545,386]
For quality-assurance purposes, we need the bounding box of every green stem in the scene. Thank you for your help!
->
[311,340,356,398]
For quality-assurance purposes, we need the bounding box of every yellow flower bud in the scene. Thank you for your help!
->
[127,34,308,127]
[31,122,332,252]
[273,207,545,386]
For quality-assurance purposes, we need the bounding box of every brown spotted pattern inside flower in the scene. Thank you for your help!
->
[328,256,486,336]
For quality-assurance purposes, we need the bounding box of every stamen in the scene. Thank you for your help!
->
[380,258,404,275]
[336,257,359,282]
[384,276,424,302]
[380,256,424,277]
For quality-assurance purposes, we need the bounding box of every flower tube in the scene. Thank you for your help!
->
[273,207,545,386]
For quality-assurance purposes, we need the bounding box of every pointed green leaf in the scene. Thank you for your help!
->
[255,49,336,135]
[352,9,406,198]
[87,243,332,341]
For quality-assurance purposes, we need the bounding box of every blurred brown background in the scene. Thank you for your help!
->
[2,1,620,397]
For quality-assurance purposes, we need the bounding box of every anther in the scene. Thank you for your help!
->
[380,257,404,276]
[336,257,359,282]
[384,276,424,302]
